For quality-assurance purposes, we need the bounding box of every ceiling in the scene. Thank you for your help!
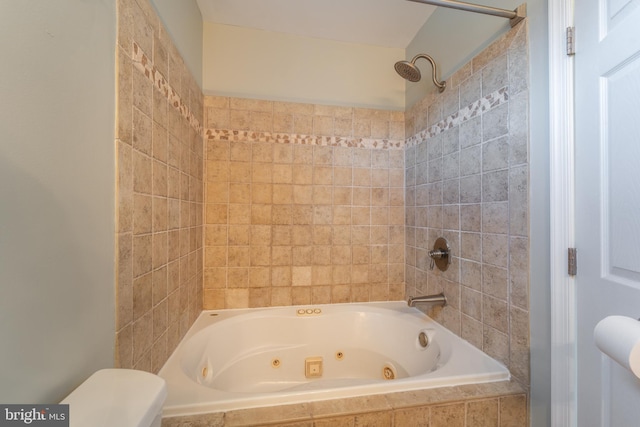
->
[195,0,437,49]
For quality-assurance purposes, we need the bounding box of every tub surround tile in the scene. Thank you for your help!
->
[161,380,527,426]
[431,402,466,427]
[354,412,394,427]
[500,394,528,427]
[309,417,355,427]
[162,413,225,427]
[132,41,202,134]
[224,403,312,426]
[459,73,482,110]
[115,323,133,369]
[509,305,531,384]
[204,134,406,308]
[310,394,391,418]
[483,325,510,366]
[467,399,499,427]
[509,91,529,166]
[461,314,484,349]
[405,87,509,149]
[393,406,430,426]
[120,4,530,424]
[405,20,530,389]
[115,0,203,374]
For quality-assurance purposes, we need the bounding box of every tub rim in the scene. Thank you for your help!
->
[159,301,510,417]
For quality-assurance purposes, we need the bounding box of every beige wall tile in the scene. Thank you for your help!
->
[225,288,249,307]
[500,394,528,427]
[229,110,250,130]
[294,115,313,134]
[227,268,247,288]
[132,150,153,194]
[115,323,133,369]
[431,403,465,427]
[509,306,530,384]
[292,287,311,305]
[314,116,334,136]
[314,416,354,427]
[195,28,530,419]
[402,21,529,394]
[271,287,292,306]
[132,311,153,365]
[273,164,293,184]
[228,141,250,162]
[116,0,204,373]
[467,399,499,427]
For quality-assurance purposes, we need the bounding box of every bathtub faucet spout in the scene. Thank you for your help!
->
[407,293,447,307]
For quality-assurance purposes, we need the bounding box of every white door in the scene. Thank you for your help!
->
[575,0,640,425]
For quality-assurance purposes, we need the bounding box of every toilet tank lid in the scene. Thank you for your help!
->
[61,369,167,427]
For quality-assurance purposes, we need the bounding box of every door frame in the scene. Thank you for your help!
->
[548,0,577,425]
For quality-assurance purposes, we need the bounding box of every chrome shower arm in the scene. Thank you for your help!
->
[411,54,446,93]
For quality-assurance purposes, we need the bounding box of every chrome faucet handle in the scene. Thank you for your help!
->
[428,248,447,270]
[428,248,448,258]
[428,237,451,272]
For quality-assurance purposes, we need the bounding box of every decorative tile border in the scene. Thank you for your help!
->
[406,87,509,148]
[132,42,202,134]
[130,34,507,150]
[205,87,507,150]
[204,129,405,149]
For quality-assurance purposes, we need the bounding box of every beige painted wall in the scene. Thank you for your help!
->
[0,1,116,402]
[150,0,203,87]
[202,22,405,110]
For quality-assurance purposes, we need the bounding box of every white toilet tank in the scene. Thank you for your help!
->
[61,369,167,427]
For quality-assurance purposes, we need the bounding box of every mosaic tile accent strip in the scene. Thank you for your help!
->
[406,86,509,148]
[204,129,405,149]
[132,42,202,134]
[204,87,506,150]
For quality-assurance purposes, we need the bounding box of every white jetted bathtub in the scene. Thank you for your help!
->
[159,301,510,416]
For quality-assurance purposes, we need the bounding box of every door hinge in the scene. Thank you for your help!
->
[568,248,577,276]
[566,26,576,56]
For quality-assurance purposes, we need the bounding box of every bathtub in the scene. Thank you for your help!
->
[159,301,510,417]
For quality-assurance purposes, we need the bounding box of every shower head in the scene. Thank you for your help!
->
[394,61,421,82]
[394,54,446,92]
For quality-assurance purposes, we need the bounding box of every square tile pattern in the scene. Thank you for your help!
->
[116,0,530,424]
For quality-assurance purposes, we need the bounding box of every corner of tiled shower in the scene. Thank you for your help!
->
[114,0,531,410]
[114,0,205,373]
[404,21,530,387]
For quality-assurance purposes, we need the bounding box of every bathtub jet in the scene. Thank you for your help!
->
[158,301,509,417]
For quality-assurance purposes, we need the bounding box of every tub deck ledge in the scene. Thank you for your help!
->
[161,379,527,427]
